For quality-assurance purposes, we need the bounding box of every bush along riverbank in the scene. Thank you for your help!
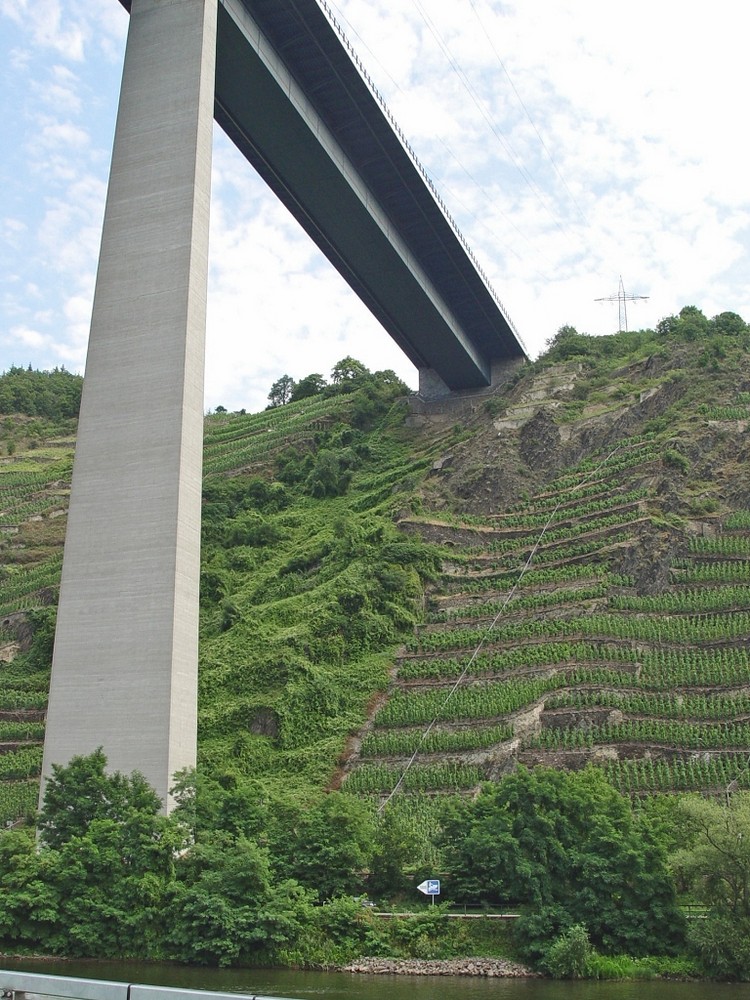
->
[0,751,747,980]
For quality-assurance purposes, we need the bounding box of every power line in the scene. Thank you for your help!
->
[377,443,625,812]
[467,0,590,231]
[409,0,577,248]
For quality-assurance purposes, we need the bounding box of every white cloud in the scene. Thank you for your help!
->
[32,65,83,115]
[8,324,48,351]
[2,0,750,397]
[2,0,86,61]
[36,119,90,150]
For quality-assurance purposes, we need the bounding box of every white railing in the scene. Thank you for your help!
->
[314,0,527,354]
[0,973,299,1000]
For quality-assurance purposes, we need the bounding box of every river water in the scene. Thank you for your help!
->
[4,957,750,1000]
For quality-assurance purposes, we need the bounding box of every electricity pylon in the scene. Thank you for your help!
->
[595,276,649,333]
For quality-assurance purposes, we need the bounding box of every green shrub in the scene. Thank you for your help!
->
[663,447,690,473]
[688,914,750,980]
[541,923,593,978]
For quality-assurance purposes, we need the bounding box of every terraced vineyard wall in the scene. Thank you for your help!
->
[0,379,439,822]
[0,438,72,824]
[4,322,750,825]
[342,354,750,802]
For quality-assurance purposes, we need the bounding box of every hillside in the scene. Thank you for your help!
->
[2,308,750,826]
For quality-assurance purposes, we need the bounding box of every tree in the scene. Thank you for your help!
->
[710,311,747,337]
[369,806,420,898]
[656,314,679,337]
[0,830,60,951]
[165,838,313,966]
[290,372,326,401]
[676,305,709,341]
[38,748,162,849]
[1,751,186,958]
[304,447,357,498]
[267,374,295,408]
[541,923,593,978]
[0,365,82,421]
[671,794,750,979]
[330,356,369,385]
[440,767,683,963]
[543,326,593,361]
[276,793,373,901]
[673,794,750,918]
[48,816,182,957]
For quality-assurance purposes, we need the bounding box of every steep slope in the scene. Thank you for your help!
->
[3,313,750,824]
[341,319,750,799]
[0,432,72,823]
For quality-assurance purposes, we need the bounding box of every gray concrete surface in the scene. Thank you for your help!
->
[41,0,217,811]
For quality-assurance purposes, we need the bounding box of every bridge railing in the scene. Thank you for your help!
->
[0,972,299,1000]
[315,0,527,354]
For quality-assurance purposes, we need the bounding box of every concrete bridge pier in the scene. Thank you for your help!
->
[41,0,217,810]
[418,357,526,401]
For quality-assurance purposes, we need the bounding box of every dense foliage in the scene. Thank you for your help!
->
[440,767,684,965]
[0,752,519,965]
[196,361,441,793]
[672,795,750,979]
[266,357,407,410]
[544,306,749,364]
[6,314,750,976]
[0,752,699,971]
[0,365,82,420]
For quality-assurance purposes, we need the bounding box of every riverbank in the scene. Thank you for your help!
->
[341,957,537,977]
[0,951,533,978]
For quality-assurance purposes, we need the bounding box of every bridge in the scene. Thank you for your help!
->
[119,0,525,391]
[41,0,526,809]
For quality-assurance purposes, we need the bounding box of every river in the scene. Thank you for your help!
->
[4,957,750,1000]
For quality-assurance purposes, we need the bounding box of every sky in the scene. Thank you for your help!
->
[1,0,749,413]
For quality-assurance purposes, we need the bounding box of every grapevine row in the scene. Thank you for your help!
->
[0,691,47,710]
[524,719,750,751]
[397,642,612,680]
[0,746,43,779]
[428,585,610,623]
[406,610,750,653]
[481,510,643,554]
[359,723,512,757]
[0,780,39,825]
[0,721,45,741]
[440,531,632,577]
[611,585,750,614]
[545,689,750,719]
[671,561,750,584]
[689,536,750,556]
[479,489,647,530]
[602,756,750,795]
[344,762,483,793]
[725,511,750,529]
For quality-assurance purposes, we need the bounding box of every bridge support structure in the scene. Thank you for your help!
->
[41,0,527,811]
[41,0,217,810]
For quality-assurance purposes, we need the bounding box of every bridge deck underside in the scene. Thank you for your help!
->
[117,0,527,388]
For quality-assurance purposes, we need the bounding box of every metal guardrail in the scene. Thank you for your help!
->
[374,911,519,919]
[0,973,300,1000]
[315,0,527,354]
